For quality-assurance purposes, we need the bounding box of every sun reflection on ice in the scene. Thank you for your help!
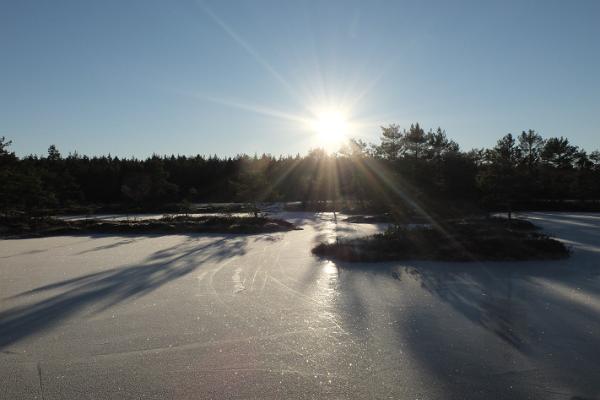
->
[312,261,340,320]
[323,260,338,276]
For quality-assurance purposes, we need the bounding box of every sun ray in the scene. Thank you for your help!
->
[356,157,481,262]
[196,95,312,125]
[198,1,307,109]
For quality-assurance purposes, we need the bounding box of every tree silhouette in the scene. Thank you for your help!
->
[0,124,599,217]
[377,124,404,160]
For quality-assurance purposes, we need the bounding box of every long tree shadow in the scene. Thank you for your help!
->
[394,260,600,398]
[0,234,249,349]
[331,212,600,398]
[0,237,94,259]
[74,236,148,255]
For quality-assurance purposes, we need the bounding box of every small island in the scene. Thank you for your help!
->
[312,217,570,262]
[1,215,299,238]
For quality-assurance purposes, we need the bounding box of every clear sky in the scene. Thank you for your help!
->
[1,0,599,157]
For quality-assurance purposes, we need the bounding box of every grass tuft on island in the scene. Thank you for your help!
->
[313,217,569,262]
[1,215,299,238]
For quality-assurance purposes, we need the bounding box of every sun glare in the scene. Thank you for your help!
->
[311,109,349,151]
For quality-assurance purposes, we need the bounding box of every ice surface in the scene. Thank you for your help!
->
[1,212,599,399]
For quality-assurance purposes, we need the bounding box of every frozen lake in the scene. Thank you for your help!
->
[1,212,599,399]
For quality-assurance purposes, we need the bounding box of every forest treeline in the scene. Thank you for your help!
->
[1,123,599,216]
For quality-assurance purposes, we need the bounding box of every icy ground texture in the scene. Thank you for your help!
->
[0,212,599,399]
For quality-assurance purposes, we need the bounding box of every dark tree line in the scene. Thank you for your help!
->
[1,125,599,216]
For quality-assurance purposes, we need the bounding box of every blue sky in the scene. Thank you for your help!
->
[1,0,599,157]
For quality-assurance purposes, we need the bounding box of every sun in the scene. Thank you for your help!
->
[310,109,349,150]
